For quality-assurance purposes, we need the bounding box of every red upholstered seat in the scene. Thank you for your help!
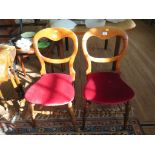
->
[25,73,74,106]
[83,72,135,105]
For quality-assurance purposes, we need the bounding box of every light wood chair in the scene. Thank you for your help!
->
[82,26,135,130]
[0,45,24,111]
[24,27,79,132]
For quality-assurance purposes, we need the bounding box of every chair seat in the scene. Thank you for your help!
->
[83,72,135,105]
[25,73,74,106]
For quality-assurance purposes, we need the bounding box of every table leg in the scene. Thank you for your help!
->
[45,42,55,73]
[65,38,69,51]
[57,40,65,72]
[104,39,108,50]
[112,36,121,71]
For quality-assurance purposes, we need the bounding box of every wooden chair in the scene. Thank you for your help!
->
[24,27,79,132]
[0,45,24,111]
[82,26,135,130]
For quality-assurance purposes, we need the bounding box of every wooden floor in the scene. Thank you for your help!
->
[75,19,155,125]
[124,20,155,123]
[123,20,155,134]
[0,19,155,134]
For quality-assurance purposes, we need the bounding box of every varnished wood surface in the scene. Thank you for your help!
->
[73,19,136,35]
[24,20,154,124]
[22,19,136,36]
[122,20,155,123]
[82,26,128,74]
[33,27,78,80]
[76,20,155,124]
[0,20,155,134]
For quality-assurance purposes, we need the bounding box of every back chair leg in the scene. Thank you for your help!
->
[10,68,24,100]
[104,39,108,50]
[81,101,91,130]
[29,103,36,128]
[10,72,18,89]
[67,102,79,132]
[10,72,21,108]
[123,102,130,130]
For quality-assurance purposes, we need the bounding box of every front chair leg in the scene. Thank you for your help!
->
[81,101,91,130]
[123,102,131,130]
[10,68,25,100]
[29,104,36,128]
[67,102,79,132]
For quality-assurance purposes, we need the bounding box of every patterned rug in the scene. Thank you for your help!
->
[0,117,144,135]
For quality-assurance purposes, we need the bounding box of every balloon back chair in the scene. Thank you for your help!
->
[24,28,79,132]
[82,26,135,130]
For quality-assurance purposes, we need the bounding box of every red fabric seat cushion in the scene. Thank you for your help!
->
[83,72,135,105]
[25,73,74,106]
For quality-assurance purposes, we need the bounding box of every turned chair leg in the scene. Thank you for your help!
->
[67,102,79,132]
[81,101,91,130]
[10,68,24,100]
[123,102,130,130]
[8,68,25,113]
[10,72,21,103]
[29,104,36,128]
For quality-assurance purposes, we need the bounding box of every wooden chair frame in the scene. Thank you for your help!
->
[0,68,24,111]
[0,45,24,111]
[82,26,130,130]
[33,27,78,80]
[28,27,79,131]
[82,26,128,74]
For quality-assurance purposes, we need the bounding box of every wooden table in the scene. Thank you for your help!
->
[73,19,136,35]
[16,47,35,76]
[72,19,136,70]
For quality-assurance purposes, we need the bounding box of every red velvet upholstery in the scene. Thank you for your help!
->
[25,73,74,106]
[83,72,135,105]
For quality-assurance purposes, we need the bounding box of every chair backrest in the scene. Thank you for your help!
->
[33,27,78,81]
[82,26,128,74]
